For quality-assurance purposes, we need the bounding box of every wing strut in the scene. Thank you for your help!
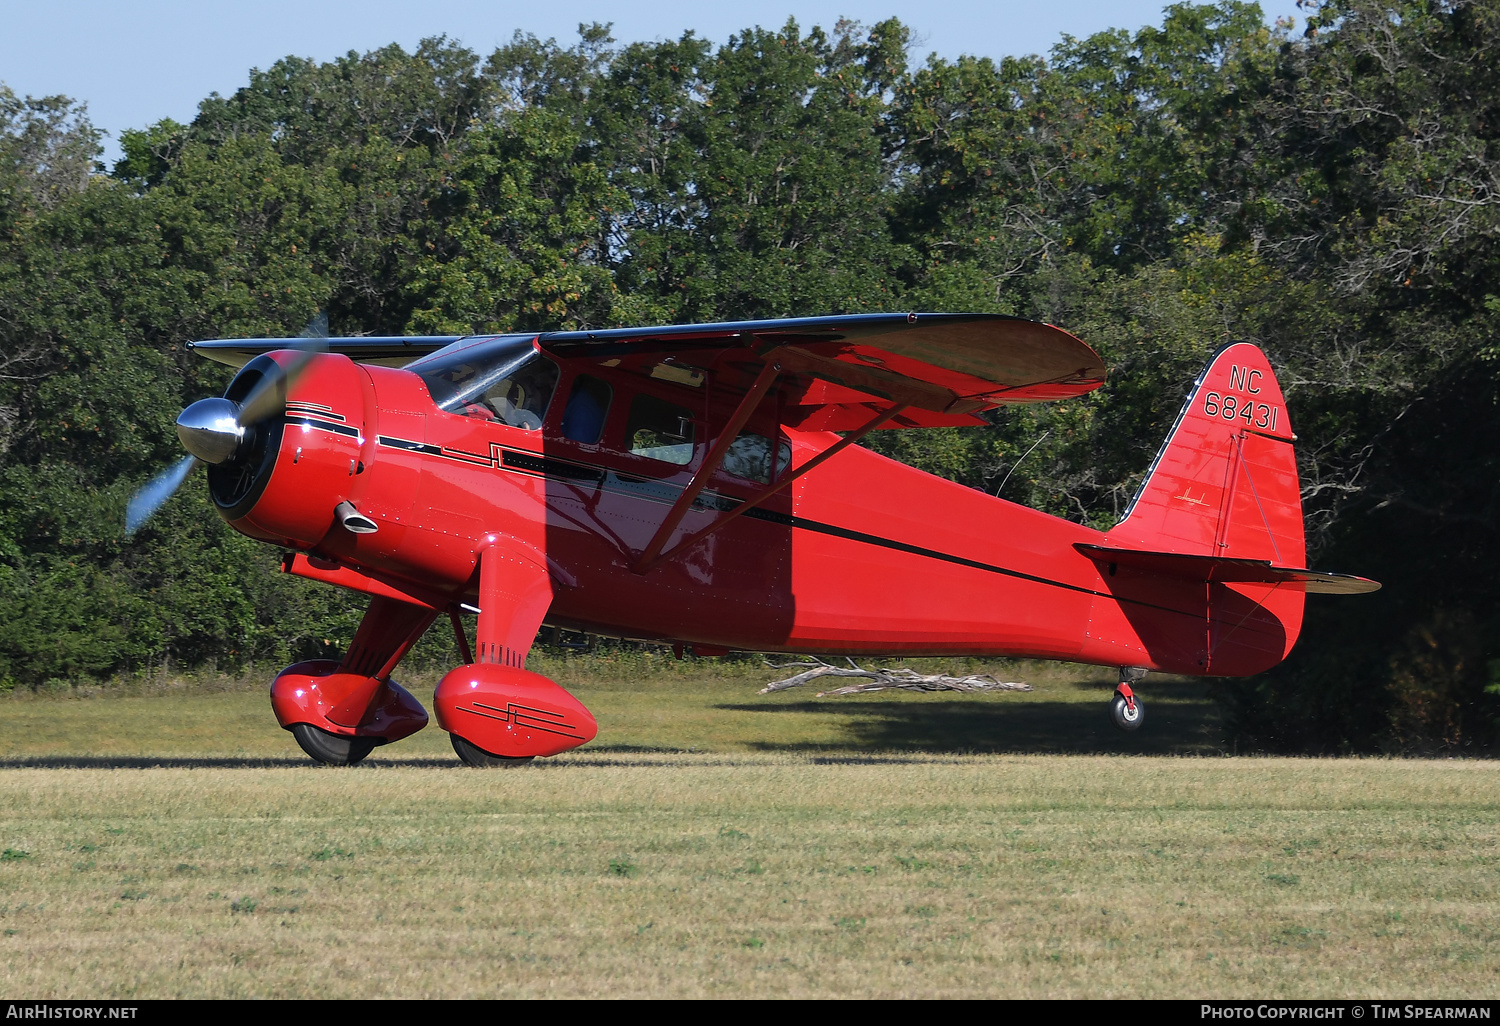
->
[632,352,908,573]
[632,357,785,572]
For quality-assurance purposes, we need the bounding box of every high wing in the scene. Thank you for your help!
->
[535,312,1105,418]
[190,314,1104,425]
[189,336,467,368]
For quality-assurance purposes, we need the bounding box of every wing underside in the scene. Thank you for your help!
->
[190,313,1106,430]
[537,313,1105,415]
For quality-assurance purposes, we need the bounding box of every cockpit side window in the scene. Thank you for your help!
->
[410,335,559,429]
[627,394,696,465]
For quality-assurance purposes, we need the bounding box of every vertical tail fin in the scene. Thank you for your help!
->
[1108,342,1306,570]
[1086,344,1376,676]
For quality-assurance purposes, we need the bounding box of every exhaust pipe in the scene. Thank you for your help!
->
[334,501,379,535]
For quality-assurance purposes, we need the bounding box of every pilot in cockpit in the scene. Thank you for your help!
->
[412,336,560,430]
[477,378,545,430]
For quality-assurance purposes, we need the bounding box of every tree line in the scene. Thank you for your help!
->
[1,0,1497,753]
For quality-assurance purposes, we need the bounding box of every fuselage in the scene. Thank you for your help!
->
[223,348,1302,677]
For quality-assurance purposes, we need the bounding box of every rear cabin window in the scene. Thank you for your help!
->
[721,433,793,484]
[627,394,696,465]
[560,374,612,444]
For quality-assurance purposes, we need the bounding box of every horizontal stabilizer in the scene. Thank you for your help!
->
[1076,544,1381,595]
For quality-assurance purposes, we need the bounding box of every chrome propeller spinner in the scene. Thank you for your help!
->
[175,397,244,465]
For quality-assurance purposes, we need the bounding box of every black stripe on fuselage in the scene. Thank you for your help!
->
[767,513,1102,599]
[288,416,360,438]
[371,436,1201,611]
[376,435,441,455]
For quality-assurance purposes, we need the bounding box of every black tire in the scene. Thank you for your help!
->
[1109,692,1145,732]
[450,733,535,768]
[291,723,378,766]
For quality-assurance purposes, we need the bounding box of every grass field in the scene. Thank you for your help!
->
[1,659,1496,998]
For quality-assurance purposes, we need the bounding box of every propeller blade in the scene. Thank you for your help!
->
[235,337,326,427]
[125,454,197,536]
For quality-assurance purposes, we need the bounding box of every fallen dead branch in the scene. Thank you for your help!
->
[760,657,1033,697]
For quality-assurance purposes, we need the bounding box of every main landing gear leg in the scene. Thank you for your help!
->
[1110,666,1148,732]
[434,542,598,767]
[271,595,437,765]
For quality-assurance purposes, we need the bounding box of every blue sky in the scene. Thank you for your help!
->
[6,1,1299,164]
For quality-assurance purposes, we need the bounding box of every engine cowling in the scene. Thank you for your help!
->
[213,352,368,549]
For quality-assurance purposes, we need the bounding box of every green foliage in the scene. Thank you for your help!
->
[403,108,623,332]
[0,86,100,215]
[0,4,1496,753]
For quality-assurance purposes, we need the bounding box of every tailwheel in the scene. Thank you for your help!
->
[291,723,379,766]
[1110,667,1147,733]
[1109,689,1145,732]
[450,733,535,768]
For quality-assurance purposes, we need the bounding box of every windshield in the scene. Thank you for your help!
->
[408,335,559,429]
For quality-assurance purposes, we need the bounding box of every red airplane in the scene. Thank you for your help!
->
[127,313,1378,766]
